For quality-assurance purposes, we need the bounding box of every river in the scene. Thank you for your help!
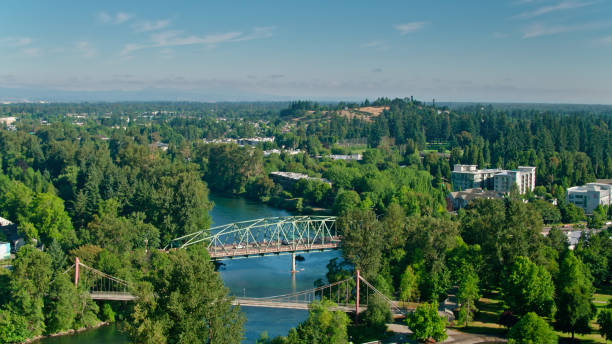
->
[37,194,340,344]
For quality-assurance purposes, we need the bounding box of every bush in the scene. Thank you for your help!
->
[406,301,447,342]
[508,312,557,344]
[363,294,392,333]
[101,303,116,322]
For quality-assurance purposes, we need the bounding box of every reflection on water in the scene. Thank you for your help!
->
[35,325,129,344]
[37,194,339,343]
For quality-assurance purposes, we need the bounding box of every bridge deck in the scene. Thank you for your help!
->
[90,292,138,301]
[232,298,364,313]
[209,241,340,259]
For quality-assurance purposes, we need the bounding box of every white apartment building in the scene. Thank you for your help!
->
[494,167,536,194]
[451,164,536,194]
[566,183,612,214]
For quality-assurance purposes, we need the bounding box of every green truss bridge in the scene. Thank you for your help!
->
[165,216,339,270]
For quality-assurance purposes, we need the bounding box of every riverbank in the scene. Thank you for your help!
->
[35,194,339,344]
[26,321,111,343]
[211,191,332,216]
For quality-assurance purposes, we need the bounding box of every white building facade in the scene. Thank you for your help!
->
[451,164,536,194]
[566,183,612,214]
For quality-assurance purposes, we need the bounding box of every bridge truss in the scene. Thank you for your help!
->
[165,216,339,259]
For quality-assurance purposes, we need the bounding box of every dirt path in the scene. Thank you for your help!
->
[384,324,506,344]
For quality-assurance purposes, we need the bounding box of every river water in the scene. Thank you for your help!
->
[37,194,340,344]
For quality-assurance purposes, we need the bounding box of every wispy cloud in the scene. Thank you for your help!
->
[76,41,96,58]
[22,47,41,57]
[132,19,171,32]
[514,1,596,19]
[98,11,132,24]
[0,37,33,47]
[522,21,610,38]
[394,22,427,35]
[121,27,276,56]
[231,26,275,42]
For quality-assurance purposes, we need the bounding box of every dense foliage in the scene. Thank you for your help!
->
[1,99,611,342]
[127,248,245,344]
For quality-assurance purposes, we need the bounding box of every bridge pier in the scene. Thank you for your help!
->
[291,253,296,273]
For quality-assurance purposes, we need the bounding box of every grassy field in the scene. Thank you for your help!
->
[451,285,612,343]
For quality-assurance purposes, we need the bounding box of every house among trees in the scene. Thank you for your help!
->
[269,171,332,188]
[446,188,504,211]
[0,216,25,253]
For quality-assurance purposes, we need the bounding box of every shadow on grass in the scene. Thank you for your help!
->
[596,283,612,296]
[475,296,505,324]
[455,325,506,337]
[558,336,602,344]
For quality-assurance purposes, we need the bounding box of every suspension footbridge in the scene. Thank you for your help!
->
[66,257,136,301]
[232,270,409,319]
[66,257,410,320]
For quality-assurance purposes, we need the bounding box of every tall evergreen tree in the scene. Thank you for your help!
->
[554,252,597,340]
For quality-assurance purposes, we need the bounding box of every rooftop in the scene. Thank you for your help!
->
[567,183,612,192]
[449,188,504,201]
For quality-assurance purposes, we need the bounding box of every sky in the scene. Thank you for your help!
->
[1,0,612,103]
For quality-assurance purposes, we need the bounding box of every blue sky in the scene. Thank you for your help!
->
[1,0,612,103]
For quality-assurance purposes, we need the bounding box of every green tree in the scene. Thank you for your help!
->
[285,300,351,344]
[47,239,67,272]
[502,256,556,317]
[531,199,561,224]
[461,199,546,288]
[0,309,31,343]
[588,205,606,229]
[508,312,557,344]
[382,202,407,250]
[399,265,419,303]
[337,208,383,279]
[560,202,586,223]
[26,192,77,247]
[9,245,52,337]
[597,307,612,341]
[45,273,78,334]
[332,190,361,214]
[457,269,479,327]
[127,248,245,344]
[406,301,447,342]
[362,294,392,333]
[554,251,597,340]
[405,216,458,301]
[575,230,612,287]
[101,304,116,323]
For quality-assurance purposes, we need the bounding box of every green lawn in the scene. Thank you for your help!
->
[451,286,612,343]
